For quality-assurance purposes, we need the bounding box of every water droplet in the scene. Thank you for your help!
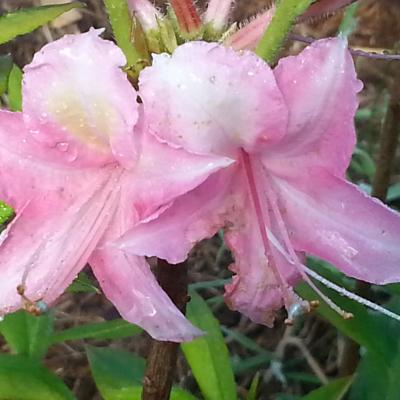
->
[56,142,69,152]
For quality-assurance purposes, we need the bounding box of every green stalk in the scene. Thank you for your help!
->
[255,0,315,65]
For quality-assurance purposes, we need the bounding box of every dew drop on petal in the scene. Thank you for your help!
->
[56,142,69,152]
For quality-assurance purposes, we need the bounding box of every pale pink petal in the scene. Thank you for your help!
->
[118,168,238,263]
[131,120,234,219]
[90,201,201,342]
[139,41,288,157]
[0,167,120,317]
[224,7,275,51]
[128,0,160,31]
[224,205,300,326]
[274,168,400,285]
[204,0,234,31]
[23,29,138,168]
[224,159,300,325]
[265,38,362,177]
[91,249,202,342]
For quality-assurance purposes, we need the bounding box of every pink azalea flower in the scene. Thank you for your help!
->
[118,38,400,326]
[0,29,240,341]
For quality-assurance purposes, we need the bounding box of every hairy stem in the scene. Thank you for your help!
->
[142,259,189,400]
[255,0,314,64]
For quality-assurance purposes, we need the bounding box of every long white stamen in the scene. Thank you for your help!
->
[303,265,400,322]
[267,226,353,319]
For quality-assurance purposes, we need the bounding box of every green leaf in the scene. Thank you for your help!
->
[87,346,145,400]
[0,310,53,360]
[0,3,84,44]
[387,183,400,202]
[338,2,359,38]
[67,272,99,294]
[8,64,23,111]
[103,0,147,68]
[301,376,353,400]
[52,319,142,343]
[87,344,197,400]
[0,200,14,226]
[181,291,237,400]
[0,55,13,96]
[0,354,75,399]
[247,372,261,400]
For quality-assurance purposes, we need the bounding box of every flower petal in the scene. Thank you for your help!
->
[0,168,120,317]
[131,123,234,219]
[118,168,238,263]
[22,29,138,167]
[224,165,300,326]
[266,38,362,177]
[274,168,400,284]
[91,248,202,342]
[139,41,288,157]
[90,191,202,342]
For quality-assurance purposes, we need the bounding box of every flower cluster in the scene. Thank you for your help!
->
[0,0,399,342]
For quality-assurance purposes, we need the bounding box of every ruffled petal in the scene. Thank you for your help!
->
[22,29,138,167]
[131,123,234,219]
[274,168,400,285]
[139,41,288,158]
[266,38,362,177]
[0,167,120,317]
[118,168,238,263]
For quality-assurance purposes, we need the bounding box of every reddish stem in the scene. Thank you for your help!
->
[170,0,202,34]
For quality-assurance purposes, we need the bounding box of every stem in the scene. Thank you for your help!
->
[255,0,314,64]
[339,63,400,376]
[142,259,189,400]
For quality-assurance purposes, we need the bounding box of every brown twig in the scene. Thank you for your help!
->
[142,259,189,400]
[339,62,400,376]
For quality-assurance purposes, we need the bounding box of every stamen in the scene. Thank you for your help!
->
[263,175,354,320]
[241,150,293,306]
[303,266,400,322]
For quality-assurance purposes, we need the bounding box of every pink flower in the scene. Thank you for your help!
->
[118,39,400,326]
[0,30,239,341]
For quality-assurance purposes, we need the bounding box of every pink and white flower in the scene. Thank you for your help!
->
[118,38,400,326]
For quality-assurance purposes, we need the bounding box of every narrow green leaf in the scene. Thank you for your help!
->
[0,55,13,96]
[0,354,75,399]
[87,345,197,400]
[0,310,53,360]
[232,354,273,375]
[350,352,388,400]
[0,3,84,45]
[103,0,146,67]
[8,64,23,111]
[52,319,142,343]
[221,325,274,356]
[67,272,100,294]
[87,346,145,400]
[338,2,359,38]
[181,291,237,400]
[301,376,353,400]
[247,372,261,400]
[387,183,400,202]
